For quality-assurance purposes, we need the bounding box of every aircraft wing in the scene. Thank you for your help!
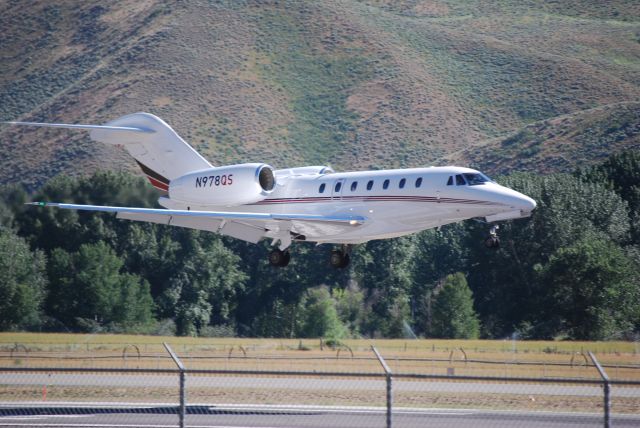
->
[27,202,366,244]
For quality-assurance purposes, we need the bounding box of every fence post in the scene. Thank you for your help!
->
[588,351,610,428]
[372,346,392,428]
[164,343,186,428]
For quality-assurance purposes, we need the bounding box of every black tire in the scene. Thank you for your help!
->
[268,249,282,266]
[330,250,350,269]
[268,249,290,267]
[280,250,291,267]
[484,237,500,249]
[340,252,351,268]
[329,250,343,268]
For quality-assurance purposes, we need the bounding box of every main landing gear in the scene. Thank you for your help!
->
[484,225,500,249]
[269,245,351,269]
[268,248,291,267]
[268,245,352,269]
[330,245,351,269]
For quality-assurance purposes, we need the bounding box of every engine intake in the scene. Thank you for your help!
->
[169,163,276,206]
[258,166,275,192]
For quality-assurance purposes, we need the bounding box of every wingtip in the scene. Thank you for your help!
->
[25,201,50,207]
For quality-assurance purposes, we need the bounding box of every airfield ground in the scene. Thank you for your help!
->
[1,333,638,379]
[1,333,638,415]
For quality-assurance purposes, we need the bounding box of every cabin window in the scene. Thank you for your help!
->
[319,183,326,193]
[351,181,358,191]
[447,176,453,186]
[335,182,342,193]
[367,180,374,191]
[399,178,406,189]
[415,177,423,188]
[383,179,390,190]
[456,174,466,185]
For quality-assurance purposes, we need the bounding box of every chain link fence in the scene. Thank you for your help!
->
[0,342,638,427]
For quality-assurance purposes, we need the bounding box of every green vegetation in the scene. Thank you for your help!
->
[254,5,376,164]
[0,151,639,340]
[0,1,639,340]
[1,1,639,187]
[47,242,155,333]
[429,273,480,339]
[464,102,640,175]
[0,229,46,331]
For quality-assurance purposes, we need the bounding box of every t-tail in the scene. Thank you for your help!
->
[5,112,212,192]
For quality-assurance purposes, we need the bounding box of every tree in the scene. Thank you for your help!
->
[577,150,640,214]
[465,172,632,337]
[354,237,415,337]
[538,237,640,340]
[46,242,155,332]
[578,150,640,244]
[162,230,247,336]
[0,184,28,229]
[0,228,46,330]
[334,284,365,336]
[410,225,469,336]
[299,286,347,339]
[17,171,158,254]
[430,273,480,339]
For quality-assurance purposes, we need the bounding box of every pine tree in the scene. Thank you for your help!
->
[430,273,480,339]
[0,228,46,330]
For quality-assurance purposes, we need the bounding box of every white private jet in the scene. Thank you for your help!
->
[7,112,536,268]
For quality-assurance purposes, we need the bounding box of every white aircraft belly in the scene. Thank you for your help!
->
[157,191,509,244]
[246,199,490,243]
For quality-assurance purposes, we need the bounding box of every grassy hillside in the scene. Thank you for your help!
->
[454,101,640,175]
[1,0,639,189]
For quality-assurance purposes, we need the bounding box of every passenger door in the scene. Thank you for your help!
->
[331,179,345,200]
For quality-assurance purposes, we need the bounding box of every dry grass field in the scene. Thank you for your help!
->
[1,333,639,413]
[1,333,638,380]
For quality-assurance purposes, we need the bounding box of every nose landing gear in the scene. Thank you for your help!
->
[484,225,500,249]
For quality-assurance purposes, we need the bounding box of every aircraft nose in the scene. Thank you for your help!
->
[520,194,537,211]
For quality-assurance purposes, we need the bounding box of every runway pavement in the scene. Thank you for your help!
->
[2,372,639,427]
[1,403,640,428]
[4,373,640,397]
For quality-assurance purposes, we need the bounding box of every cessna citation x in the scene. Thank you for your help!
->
[8,113,536,268]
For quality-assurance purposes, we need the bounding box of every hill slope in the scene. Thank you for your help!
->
[1,0,639,189]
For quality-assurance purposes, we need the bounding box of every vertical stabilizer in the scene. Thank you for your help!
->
[6,112,213,191]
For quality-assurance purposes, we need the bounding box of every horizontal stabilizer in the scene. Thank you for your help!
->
[4,121,154,133]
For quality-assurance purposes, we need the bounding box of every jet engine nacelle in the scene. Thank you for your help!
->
[169,163,276,206]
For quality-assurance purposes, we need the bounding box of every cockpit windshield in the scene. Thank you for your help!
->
[463,173,492,186]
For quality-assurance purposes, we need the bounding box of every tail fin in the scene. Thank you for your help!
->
[6,112,212,191]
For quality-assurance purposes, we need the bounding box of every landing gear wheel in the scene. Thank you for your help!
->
[484,236,500,249]
[268,249,291,267]
[484,225,500,249]
[330,249,350,269]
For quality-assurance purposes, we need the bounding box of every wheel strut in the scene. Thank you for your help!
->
[485,225,500,249]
